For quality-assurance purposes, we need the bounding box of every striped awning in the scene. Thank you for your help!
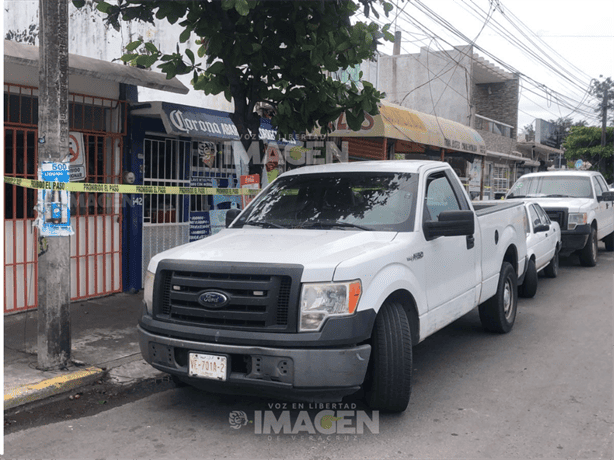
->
[327,101,486,156]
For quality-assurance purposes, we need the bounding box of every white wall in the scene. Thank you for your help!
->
[377,45,474,126]
[4,0,233,111]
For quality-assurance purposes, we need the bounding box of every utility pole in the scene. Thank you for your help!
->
[601,89,608,148]
[37,0,71,369]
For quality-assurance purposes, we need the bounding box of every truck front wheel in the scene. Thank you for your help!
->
[479,262,518,333]
[364,301,412,413]
[579,227,598,266]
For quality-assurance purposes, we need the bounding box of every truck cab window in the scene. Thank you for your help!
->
[424,173,461,221]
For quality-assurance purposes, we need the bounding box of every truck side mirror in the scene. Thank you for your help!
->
[423,210,475,241]
[598,191,614,202]
[225,208,241,227]
[533,224,550,233]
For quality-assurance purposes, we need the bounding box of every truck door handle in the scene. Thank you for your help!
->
[466,234,475,249]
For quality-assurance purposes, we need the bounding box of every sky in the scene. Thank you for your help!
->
[361,0,614,132]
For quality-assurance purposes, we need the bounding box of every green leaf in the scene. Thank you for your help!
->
[185,48,195,64]
[267,88,284,100]
[179,28,191,44]
[136,54,158,68]
[221,0,236,11]
[125,40,142,52]
[207,61,226,75]
[144,42,158,54]
[96,1,112,13]
[336,41,351,52]
[120,53,138,63]
[345,109,363,132]
[235,0,250,16]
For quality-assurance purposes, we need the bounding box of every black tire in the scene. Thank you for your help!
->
[364,301,412,413]
[479,262,518,333]
[519,258,538,298]
[543,248,559,278]
[579,227,598,267]
[604,231,614,252]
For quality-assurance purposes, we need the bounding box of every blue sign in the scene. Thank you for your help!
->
[38,162,74,237]
[190,176,217,188]
[160,102,296,144]
[189,211,211,242]
[162,102,241,140]
[575,159,583,170]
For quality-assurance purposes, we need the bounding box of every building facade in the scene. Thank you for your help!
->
[371,44,541,199]
[3,40,187,313]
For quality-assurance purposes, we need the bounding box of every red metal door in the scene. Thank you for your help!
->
[4,84,126,313]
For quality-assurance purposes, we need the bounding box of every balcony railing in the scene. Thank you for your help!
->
[475,114,514,139]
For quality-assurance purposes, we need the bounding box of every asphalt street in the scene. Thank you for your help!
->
[3,244,613,459]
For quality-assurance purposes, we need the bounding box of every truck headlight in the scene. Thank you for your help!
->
[299,281,361,332]
[143,270,155,315]
[568,212,587,230]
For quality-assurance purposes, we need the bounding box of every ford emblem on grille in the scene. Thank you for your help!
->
[198,291,229,309]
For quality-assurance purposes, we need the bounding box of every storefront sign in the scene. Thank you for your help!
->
[165,104,240,140]
[241,174,260,208]
[189,211,211,242]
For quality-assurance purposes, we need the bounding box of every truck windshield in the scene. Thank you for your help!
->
[233,172,419,232]
[506,176,593,199]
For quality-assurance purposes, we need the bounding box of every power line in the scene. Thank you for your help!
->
[400,1,599,118]
[356,1,603,125]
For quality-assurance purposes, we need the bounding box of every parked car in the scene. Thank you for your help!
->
[505,171,614,266]
[519,202,561,297]
[140,160,528,412]
[474,201,560,298]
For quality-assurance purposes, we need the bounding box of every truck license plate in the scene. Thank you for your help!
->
[188,353,227,381]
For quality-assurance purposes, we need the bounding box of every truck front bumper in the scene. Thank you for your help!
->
[138,326,371,401]
[560,224,591,254]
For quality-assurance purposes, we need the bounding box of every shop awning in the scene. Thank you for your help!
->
[131,101,298,144]
[327,101,486,156]
[4,39,189,95]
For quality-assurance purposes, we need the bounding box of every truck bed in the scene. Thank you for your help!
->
[473,200,523,216]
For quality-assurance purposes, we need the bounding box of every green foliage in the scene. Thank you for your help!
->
[79,0,394,143]
[590,76,614,123]
[563,126,614,181]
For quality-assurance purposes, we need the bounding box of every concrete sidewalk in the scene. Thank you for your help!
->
[4,292,165,411]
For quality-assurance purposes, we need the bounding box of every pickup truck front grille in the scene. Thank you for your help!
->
[544,208,567,229]
[152,260,303,333]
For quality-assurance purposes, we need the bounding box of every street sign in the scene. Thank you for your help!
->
[68,132,86,181]
[575,160,583,170]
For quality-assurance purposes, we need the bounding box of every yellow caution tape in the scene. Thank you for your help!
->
[4,176,260,196]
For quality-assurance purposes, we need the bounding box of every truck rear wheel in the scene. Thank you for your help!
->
[519,258,537,298]
[479,262,517,333]
[364,301,412,412]
[579,227,598,266]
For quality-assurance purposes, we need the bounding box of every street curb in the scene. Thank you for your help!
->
[4,366,105,410]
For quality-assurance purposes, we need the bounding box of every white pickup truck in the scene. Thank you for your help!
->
[505,170,614,266]
[140,160,527,412]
